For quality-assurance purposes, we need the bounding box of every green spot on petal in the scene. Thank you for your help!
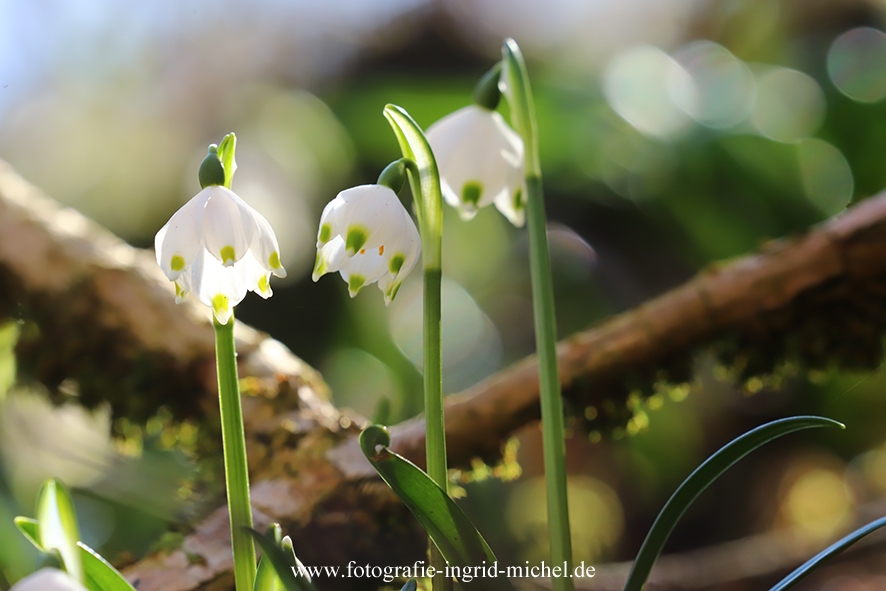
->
[258,275,270,294]
[462,182,483,206]
[269,251,282,270]
[220,246,236,265]
[513,188,523,210]
[318,224,331,244]
[174,282,185,298]
[212,294,229,315]
[348,274,365,295]
[389,254,405,274]
[171,255,185,272]
[345,226,368,254]
[389,282,401,301]
[312,252,326,277]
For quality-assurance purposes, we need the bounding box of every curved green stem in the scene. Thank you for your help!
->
[384,104,449,591]
[502,38,574,591]
[215,315,256,591]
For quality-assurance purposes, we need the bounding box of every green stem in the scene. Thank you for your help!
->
[503,39,573,591]
[215,315,257,591]
[383,104,450,591]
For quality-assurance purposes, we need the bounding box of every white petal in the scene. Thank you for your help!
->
[338,249,388,297]
[327,185,406,255]
[187,249,248,324]
[246,205,286,278]
[10,568,89,591]
[201,186,257,267]
[316,195,343,247]
[426,105,524,222]
[240,250,275,298]
[312,235,348,281]
[155,190,210,281]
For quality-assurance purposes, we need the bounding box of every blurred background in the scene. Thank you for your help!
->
[4,0,886,588]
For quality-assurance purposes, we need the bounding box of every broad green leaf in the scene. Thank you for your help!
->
[14,516,41,550]
[79,542,137,591]
[624,416,844,591]
[36,478,83,583]
[246,528,316,591]
[359,425,513,591]
[768,515,886,591]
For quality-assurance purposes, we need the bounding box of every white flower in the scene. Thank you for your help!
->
[11,569,88,591]
[154,185,286,324]
[425,105,526,226]
[313,184,420,305]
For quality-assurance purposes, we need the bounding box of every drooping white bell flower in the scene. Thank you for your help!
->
[313,184,420,305]
[154,185,286,324]
[425,104,526,226]
[10,569,89,591]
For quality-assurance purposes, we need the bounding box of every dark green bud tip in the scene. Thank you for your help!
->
[377,158,409,193]
[198,144,226,188]
[474,61,503,111]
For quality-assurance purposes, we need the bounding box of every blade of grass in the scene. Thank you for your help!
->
[768,515,886,591]
[624,416,844,591]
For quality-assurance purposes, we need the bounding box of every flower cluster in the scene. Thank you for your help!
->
[313,184,420,305]
[426,104,526,226]
[155,184,286,324]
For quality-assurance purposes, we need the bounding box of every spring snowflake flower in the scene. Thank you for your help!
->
[313,184,420,305]
[10,569,88,591]
[426,104,526,226]
[155,185,286,324]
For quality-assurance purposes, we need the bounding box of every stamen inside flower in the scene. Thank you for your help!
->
[171,255,185,272]
[220,246,236,265]
[462,181,483,206]
[345,226,368,254]
[378,245,385,255]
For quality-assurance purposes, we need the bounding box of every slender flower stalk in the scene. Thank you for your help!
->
[501,39,574,591]
[215,313,256,591]
[154,134,278,591]
[383,105,450,591]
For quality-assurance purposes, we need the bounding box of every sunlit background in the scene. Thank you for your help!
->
[5,0,886,588]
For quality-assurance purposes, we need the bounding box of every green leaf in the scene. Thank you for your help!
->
[383,104,443,268]
[624,416,844,591]
[79,542,137,591]
[218,132,237,189]
[768,515,886,591]
[254,524,284,591]
[246,528,317,591]
[36,478,84,583]
[359,425,513,591]
[14,516,41,550]
[400,580,417,591]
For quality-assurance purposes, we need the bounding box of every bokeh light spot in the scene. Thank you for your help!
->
[796,139,853,216]
[751,68,825,143]
[672,40,756,128]
[827,27,886,103]
[603,45,694,140]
